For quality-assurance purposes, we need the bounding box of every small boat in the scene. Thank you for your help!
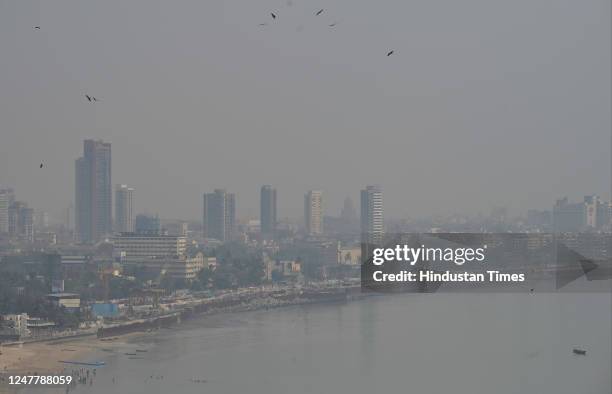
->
[124,352,137,356]
[573,348,587,356]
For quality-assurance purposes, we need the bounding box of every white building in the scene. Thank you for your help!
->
[112,233,187,262]
[0,313,30,339]
[112,233,210,280]
[304,190,323,236]
[136,253,206,280]
[115,184,135,233]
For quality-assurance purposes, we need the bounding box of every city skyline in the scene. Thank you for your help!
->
[2,166,612,229]
[2,135,609,223]
[0,2,610,392]
[1,135,610,226]
[0,0,609,222]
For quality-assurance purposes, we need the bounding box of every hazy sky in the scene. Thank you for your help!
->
[0,0,610,222]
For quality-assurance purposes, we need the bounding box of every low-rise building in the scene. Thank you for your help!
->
[112,233,187,262]
[112,233,208,280]
[26,317,56,337]
[46,293,81,310]
[338,245,361,265]
[123,253,206,281]
[204,256,217,270]
[265,258,301,281]
[0,313,30,341]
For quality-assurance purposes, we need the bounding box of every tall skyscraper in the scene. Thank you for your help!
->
[0,187,14,234]
[304,190,323,236]
[361,185,383,244]
[115,184,135,233]
[203,189,236,242]
[75,139,112,243]
[260,185,277,238]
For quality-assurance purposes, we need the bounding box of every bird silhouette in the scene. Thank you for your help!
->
[85,95,100,102]
[271,12,277,19]
[34,26,41,30]
[328,23,337,27]
[315,9,324,16]
[387,50,394,56]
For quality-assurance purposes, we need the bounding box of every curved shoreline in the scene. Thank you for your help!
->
[0,285,364,378]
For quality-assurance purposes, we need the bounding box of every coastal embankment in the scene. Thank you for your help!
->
[0,284,363,378]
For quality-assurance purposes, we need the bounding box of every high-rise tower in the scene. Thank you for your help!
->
[360,185,383,244]
[75,139,112,243]
[260,185,277,238]
[115,184,135,233]
[304,190,323,236]
[203,189,236,242]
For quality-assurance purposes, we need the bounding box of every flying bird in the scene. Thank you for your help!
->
[271,12,277,19]
[315,9,324,16]
[34,26,41,30]
[386,50,394,56]
[85,94,92,102]
[328,23,337,27]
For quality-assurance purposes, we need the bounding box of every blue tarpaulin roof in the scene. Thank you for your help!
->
[91,303,119,317]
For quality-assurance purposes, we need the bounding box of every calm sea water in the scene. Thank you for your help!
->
[25,286,612,394]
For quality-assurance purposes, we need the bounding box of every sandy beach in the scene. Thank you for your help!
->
[1,339,96,374]
[0,334,142,375]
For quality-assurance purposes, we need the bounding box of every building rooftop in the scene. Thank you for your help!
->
[46,293,80,299]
